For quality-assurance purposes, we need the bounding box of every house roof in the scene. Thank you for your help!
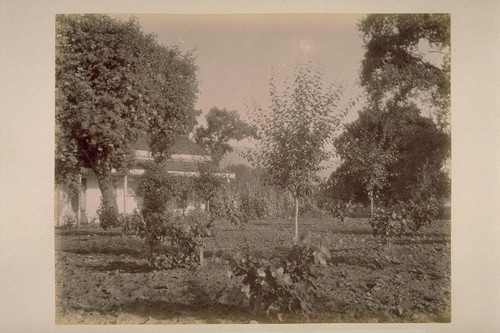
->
[133,134,210,156]
[130,160,234,177]
[130,133,234,178]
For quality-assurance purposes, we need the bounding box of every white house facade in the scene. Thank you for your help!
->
[55,136,234,226]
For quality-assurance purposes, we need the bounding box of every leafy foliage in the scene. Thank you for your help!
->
[141,210,173,253]
[227,237,330,318]
[149,210,214,269]
[322,200,358,222]
[62,212,77,228]
[194,107,255,165]
[138,164,217,267]
[359,14,451,132]
[209,184,245,225]
[246,61,352,240]
[340,14,452,224]
[193,163,225,212]
[138,163,194,213]
[55,14,199,212]
[370,197,441,240]
[97,198,120,230]
[120,209,145,236]
[130,208,215,269]
[333,104,450,207]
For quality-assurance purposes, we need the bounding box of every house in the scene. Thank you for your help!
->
[55,135,235,226]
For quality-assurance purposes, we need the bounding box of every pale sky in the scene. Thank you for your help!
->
[123,14,367,124]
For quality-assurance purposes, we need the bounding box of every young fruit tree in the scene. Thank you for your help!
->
[247,62,353,242]
[333,110,398,217]
[55,15,199,215]
[194,163,225,213]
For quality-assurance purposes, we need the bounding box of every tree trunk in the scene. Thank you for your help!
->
[294,195,299,244]
[199,247,205,266]
[370,190,374,218]
[95,172,118,213]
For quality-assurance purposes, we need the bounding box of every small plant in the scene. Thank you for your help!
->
[226,237,330,319]
[97,199,120,230]
[148,210,215,269]
[324,200,357,222]
[370,207,407,239]
[120,209,145,237]
[370,197,441,240]
[210,186,245,225]
[142,209,173,254]
[407,197,440,231]
[62,212,76,228]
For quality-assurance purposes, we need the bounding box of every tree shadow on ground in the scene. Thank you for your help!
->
[93,260,154,273]
[328,255,386,270]
[56,227,122,237]
[118,299,270,323]
[392,237,450,246]
[63,247,145,258]
[330,227,373,236]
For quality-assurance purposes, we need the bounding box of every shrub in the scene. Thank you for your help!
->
[142,209,174,254]
[210,185,244,225]
[97,199,120,230]
[370,197,441,239]
[138,164,215,265]
[319,200,358,222]
[370,207,407,239]
[62,212,76,227]
[148,209,214,269]
[226,238,330,318]
[240,191,269,221]
[120,209,145,237]
[299,195,328,218]
[238,187,295,222]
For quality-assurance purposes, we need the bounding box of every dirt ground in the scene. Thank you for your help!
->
[55,217,450,324]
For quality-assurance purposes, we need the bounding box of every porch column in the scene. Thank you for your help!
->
[56,184,61,227]
[123,174,128,214]
[76,174,81,228]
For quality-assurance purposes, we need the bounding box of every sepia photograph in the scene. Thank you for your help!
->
[54,13,451,324]
[1,1,499,332]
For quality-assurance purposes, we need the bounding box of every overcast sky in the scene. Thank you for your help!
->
[122,14,367,124]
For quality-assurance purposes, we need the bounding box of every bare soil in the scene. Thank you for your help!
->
[55,217,450,324]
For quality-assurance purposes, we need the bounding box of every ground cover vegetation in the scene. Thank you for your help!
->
[55,14,451,324]
[56,217,450,324]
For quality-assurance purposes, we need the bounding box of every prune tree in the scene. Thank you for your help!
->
[55,14,199,214]
[333,109,398,216]
[247,62,352,242]
[194,163,225,213]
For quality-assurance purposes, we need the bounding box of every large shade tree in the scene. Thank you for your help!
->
[328,14,451,211]
[247,62,352,241]
[55,14,199,213]
[332,104,450,209]
[359,13,451,132]
[194,107,254,166]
